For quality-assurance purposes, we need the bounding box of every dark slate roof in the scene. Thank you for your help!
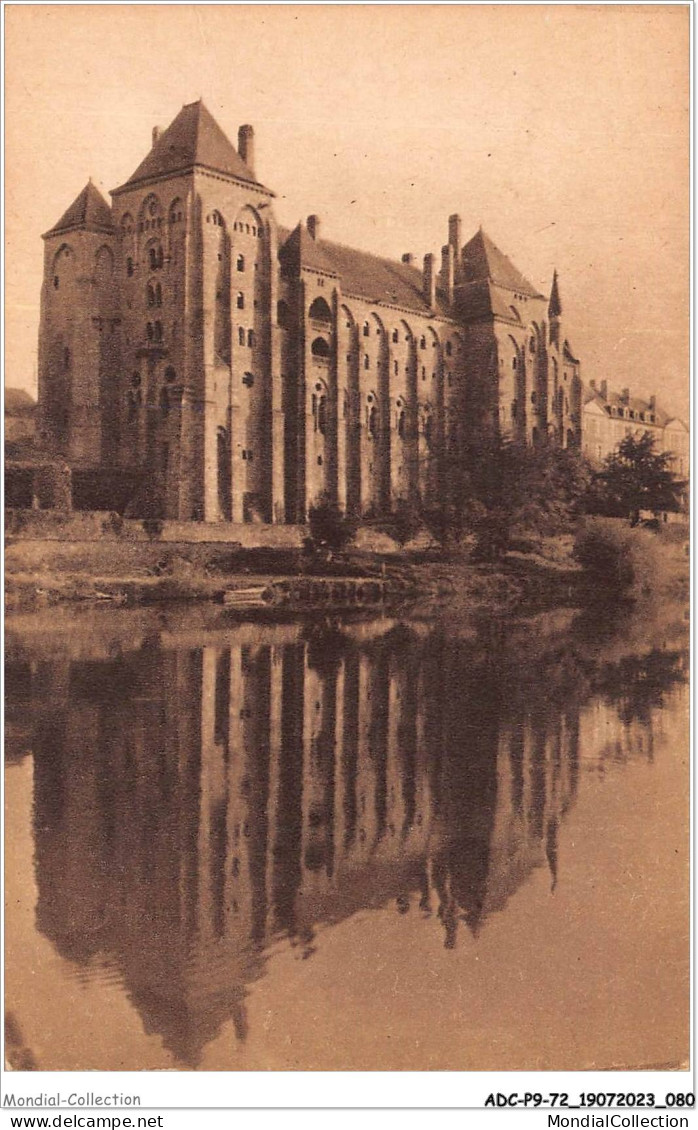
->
[461,228,544,299]
[118,100,266,191]
[5,387,36,414]
[549,269,562,317]
[44,181,113,237]
[583,385,669,425]
[278,224,452,317]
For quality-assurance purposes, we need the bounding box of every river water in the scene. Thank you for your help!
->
[4,600,689,1071]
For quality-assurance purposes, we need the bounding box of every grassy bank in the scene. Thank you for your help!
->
[5,520,687,616]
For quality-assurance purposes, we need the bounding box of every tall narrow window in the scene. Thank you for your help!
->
[126,258,134,277]
[237,254,245,272]
[247,329,255,348]
[363,322,370,337]
[238,327,245,346]
[236,292,245,310]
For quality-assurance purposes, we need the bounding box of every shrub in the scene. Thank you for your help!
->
[307,501,357,552]
[573,517,667,600]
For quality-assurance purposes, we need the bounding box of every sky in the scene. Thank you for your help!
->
[4,3,690,416]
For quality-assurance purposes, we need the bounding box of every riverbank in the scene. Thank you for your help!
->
[5,515,688,616]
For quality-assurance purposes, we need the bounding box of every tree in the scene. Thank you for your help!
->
[592,432,683,525]
[435,433,592,560]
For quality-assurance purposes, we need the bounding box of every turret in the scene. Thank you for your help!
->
[548,269,562,348]
[39,181,115,463]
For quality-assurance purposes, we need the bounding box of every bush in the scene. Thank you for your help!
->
[573,517,667,600]
[307,501,357,552]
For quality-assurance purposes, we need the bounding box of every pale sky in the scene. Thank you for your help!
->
[5,4,689,416]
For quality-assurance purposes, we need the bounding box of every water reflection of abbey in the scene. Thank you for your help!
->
[9,617,629,1066]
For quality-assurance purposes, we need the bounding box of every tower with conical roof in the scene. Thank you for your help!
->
[109,100,282,522]
[38,181,117,464]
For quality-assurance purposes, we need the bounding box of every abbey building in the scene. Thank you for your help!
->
[38,100,583,524]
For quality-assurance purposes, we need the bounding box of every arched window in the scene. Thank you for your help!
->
[311,337,330,359]
[155,283,162,307]
[392,329,399,343]
[313,384,328,435]
[147,283,156,307]
[236,292,245,310]
[127,391,140,423]
[247,329,255,348]
[446,341,452,356]
[146,322,153,341]
[363,321,370,338]
[126,257,134,277]
[237,254,245,272]
[149,245,164,271]
[393,360,398,375]
[238,327,245,346]
[364,354,370,370]
[368,404,378,439]
[309,296,332,323]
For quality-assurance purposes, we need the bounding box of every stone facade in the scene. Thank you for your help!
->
[38,100,583,524]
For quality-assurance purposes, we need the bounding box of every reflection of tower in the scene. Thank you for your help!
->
[22,613,628,1066]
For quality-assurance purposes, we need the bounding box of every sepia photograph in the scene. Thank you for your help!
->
[3,2,690,1080]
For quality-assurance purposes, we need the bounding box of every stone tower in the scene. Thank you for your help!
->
[38,181,117,464]
[109,100,282,522]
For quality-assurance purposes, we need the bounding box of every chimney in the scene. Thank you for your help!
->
[152,126,161,147]
[401,253,415,265]
[448,214,462,253]
[238,124,255,175]
[621,387,630,403]
[307,215,321,241]
[601,380,608,399]
[649,395,657,411]
[441,244,455,304]
[423,253,436,307]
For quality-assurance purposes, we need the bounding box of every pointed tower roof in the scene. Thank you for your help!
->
[116,100,269,193]
[461,228,543,298]
[43,181,113,238]
[548,269,562,318]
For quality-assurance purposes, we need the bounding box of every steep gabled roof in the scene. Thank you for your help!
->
[278,225,452,317]
[548,269,562,318]
[44,181,113,238]
[118,100,267,192]
[461,228,544,299]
